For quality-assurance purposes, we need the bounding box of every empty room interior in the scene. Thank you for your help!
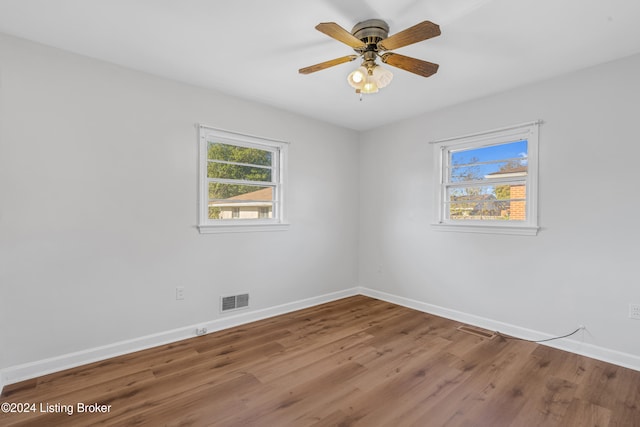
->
[1,1,640,425]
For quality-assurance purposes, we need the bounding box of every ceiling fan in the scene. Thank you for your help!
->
[299,19,441,95]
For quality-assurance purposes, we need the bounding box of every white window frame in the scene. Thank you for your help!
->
[197,125,289,234]
[432,121,540,236]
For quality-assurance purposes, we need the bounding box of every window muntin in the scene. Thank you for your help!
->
[433,121,539,235]
[198,125,288,233]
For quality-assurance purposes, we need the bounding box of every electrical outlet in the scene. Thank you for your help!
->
[630,304,640,320]
[196,327,207,336]
[176,287,185,300]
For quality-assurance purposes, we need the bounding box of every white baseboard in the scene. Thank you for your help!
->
[3,285,638,395]
[0,287,360,390]
[359,287,640,372]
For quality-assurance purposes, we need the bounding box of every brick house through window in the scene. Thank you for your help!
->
[485,166,527,221]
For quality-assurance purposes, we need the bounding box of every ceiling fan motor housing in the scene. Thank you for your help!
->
[351,19,389,52]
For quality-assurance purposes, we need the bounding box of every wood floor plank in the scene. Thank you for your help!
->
[510,376,578,427]
[348,335,454,394]
[90,372,259,427]
[466,346,574,426]
[0,370,156,426]
[410,339,534,426]
[2,295,639,426]
[561,399,612,426]
[250,333,375,385]
[344,353,467,426]
[600,363,640,427]
[227,362,364,427]
[151,332,288,378]
[3,344,196,402]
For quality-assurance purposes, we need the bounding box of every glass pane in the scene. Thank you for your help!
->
[207,142,272,166]
[208,183,274,220]
[447,183,526,221]
[449,140,528,183]
[207,162,272,182]
[209,203,274,220]
[209,183,273,200]
[450,160,526,183]
[448,184,496,200]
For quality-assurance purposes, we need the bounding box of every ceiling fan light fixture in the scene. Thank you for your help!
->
[372,65,393,88]
[348,64,391,94]
[347,66,367,88]
[361,80,379,94]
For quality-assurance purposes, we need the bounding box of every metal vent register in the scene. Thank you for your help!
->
[221,293,249,312]
[456,325,496,339]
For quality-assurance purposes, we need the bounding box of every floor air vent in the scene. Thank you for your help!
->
[221,293,249,313]
[457,325,496,340]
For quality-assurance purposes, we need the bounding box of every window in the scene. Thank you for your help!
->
[198,125,288,233]
[432,121,540,235]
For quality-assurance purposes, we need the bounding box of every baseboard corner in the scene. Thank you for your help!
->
[358,286,640,372]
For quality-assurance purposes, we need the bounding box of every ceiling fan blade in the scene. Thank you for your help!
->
[299,55,360,74]
[378,21,441,51]
[315,22,366,49]
[381,53,439,78]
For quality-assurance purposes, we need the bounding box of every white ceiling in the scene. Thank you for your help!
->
[1,0,639,131]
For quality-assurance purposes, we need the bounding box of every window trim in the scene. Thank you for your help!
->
[431,121,541,236]
[197,125,289,234]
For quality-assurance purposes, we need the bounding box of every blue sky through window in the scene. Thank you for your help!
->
[450,140,528,181]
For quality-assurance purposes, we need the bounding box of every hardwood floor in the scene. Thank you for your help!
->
[2,295,639,426]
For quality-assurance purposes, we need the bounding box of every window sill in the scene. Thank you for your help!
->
[198,222,290,234]
[431,222,539,236]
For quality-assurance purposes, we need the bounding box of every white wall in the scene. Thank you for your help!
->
[359,52,640,362]
[3,29,640,382]
[0,33,359,371]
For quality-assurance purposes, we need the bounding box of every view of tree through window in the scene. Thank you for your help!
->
[447,140,528,221]
[207,142,275,220]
